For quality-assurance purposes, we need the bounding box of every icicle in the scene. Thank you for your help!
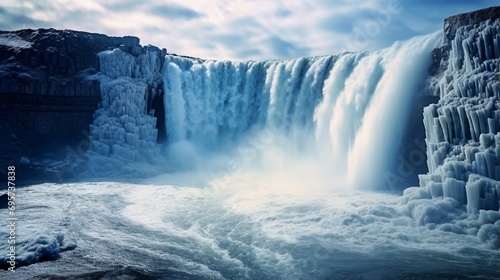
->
[443,178,467,204]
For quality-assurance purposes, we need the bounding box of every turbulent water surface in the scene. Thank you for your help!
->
[1,171,499,279]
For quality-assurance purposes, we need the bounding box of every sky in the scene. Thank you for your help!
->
[0,0,496,61]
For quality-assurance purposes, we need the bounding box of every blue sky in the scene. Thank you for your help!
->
[0,0,496,60]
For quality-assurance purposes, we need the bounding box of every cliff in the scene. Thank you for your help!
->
[0,29,166,183]
[429,6,500,75]
[444,6,500,42]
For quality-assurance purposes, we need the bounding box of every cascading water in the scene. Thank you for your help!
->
[162,32,442,190]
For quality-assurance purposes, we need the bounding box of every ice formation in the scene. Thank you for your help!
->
[86,48,166,176]
[163,33,441,189]
[0,232,76,270]
[408,18,500,215]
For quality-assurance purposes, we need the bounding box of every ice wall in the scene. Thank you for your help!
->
[86,49,166,177]
[163,33,441,189]
[410,18,500,214]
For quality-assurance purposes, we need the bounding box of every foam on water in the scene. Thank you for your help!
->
[2,178,499,279]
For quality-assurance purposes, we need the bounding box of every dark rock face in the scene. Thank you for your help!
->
[429,6,500,77]
[0,28,167,184]
[0,29,140,137]
[0,29,135,74]
[444,6,500,42]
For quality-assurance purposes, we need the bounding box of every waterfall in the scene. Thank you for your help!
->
[162,32,442,190]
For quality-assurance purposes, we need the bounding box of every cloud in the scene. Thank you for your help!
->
[265,36,310,58]
[0,6,41,30]
[0,0,496,60]
[318,14,359,35]
[149,4,202,20]
[103,0,146,12]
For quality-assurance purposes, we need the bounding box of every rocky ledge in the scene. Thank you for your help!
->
[429,6,500,76]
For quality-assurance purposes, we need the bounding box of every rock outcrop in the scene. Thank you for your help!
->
[429,6,500,76]
[444,6,500,42]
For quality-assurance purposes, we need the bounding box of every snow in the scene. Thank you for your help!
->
[0,232,76,269]
[0,34,32,49]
